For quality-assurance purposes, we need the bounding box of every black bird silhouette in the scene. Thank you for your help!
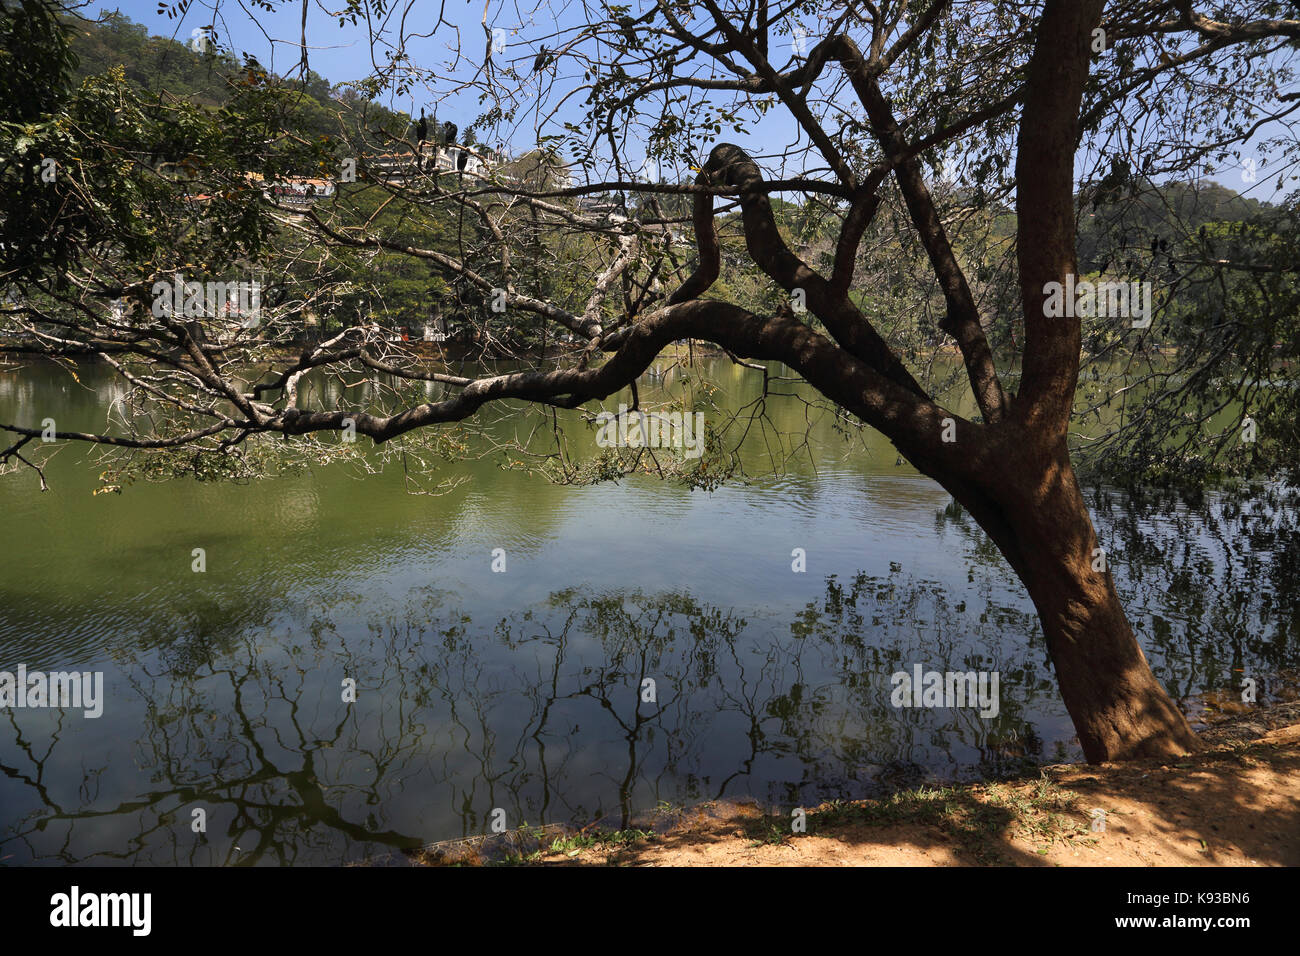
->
[416,109,428,170]
[533,46,549,73]
[1150,236,1159,255]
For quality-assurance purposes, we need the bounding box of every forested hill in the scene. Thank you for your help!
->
[1078,180,1271,272]
[68,11,237,106]
[64,10,409,147]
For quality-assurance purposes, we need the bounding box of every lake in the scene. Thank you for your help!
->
[0,356,1295,864]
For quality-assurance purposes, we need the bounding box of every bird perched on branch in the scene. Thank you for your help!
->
[416,109,428,170]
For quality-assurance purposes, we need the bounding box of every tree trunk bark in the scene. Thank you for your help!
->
[1028,562,1202,763]
[970,439,1203,762]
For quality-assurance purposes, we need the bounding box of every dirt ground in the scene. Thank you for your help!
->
[400,700,1300,867]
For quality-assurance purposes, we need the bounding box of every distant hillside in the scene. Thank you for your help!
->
[68,11,233,105]
[1079,180,1270,272]
[64,10,408,154]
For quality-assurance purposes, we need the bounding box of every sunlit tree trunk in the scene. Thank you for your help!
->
[949,436,1202,761]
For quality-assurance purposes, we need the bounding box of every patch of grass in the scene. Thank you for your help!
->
[746,820,791,848]
[547,828,655,856]
[503,827,658,863]
[982,777,1092,853]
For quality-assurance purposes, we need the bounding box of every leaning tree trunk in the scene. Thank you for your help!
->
[995,0,1197,763]
[957,437,1202,762]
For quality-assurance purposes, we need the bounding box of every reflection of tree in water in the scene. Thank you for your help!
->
[938,484,1300,704]
[1093,485,1300,700]
[3,503,1295,865]
[408,577,1055,835]
[1,572,1056,864]
[0,628,431,865]
[783,572,1050,782]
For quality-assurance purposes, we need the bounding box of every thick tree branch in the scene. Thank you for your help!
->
[698,143,929,401]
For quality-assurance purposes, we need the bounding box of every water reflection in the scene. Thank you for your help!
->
[0,572,1048,865]
[2,492,1295,867]
[0,361,1296,865]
